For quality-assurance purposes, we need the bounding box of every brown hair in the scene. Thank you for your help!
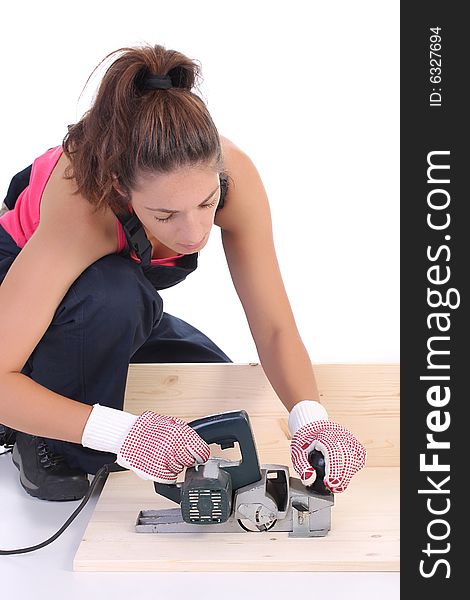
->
[62,44,225,215]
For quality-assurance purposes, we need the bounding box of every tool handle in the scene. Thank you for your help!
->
[189,410,262,488]
[307,449,331,495]
[153,410,262,504]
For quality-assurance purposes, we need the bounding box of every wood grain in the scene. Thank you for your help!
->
[74,363,400,571]
[122,363,400,467]
[73,467,399,572]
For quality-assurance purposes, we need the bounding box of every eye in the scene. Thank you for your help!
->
[154,214,173,223]
[202,198,218,209]
[154,198,219,223]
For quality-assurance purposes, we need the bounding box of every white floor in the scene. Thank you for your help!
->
[0,446,399,599]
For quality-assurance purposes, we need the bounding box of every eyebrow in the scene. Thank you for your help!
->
[144,186,220,213]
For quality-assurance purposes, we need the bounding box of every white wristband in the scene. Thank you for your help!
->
[81,403,139,454]
[288,400,329,436]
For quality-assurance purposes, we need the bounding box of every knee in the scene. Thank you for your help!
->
[58,255,163,327]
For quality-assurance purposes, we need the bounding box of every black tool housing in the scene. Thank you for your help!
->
[154,410,262,504]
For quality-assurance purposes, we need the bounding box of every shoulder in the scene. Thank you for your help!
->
[220,135,252,171]
[219,135,265,194]
[40,152,118,253]
[215,136,269,233]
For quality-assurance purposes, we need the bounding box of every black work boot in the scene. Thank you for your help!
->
[0,424,16,453]
[12,432,90,501]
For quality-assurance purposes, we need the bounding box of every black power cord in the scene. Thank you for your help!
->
[0,456,115,555]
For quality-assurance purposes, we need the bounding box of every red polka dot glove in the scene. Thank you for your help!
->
[288,400,367,493]
[81,404,210,483]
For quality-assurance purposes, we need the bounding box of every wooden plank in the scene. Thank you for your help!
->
[73,467,399,572]
[74,363,400,571]
[122,363,400,467]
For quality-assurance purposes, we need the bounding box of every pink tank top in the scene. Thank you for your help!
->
[0,146,184,267]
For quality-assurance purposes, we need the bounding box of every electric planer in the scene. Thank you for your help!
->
[135,410,334,537]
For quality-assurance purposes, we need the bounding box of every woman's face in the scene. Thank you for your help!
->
[130,166,221,254]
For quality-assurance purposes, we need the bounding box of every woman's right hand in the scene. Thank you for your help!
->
[116,411,211,482]
[81,404,211,483]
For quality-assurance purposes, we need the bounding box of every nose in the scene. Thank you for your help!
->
[178,214,210,246]
[179,234,206,247]
[184,229,204,244]
[176,224,207,248]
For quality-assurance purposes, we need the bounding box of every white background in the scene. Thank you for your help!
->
[0,0,399,364]
[0,1,399,596]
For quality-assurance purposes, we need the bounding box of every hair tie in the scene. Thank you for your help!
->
[142,74,173,90]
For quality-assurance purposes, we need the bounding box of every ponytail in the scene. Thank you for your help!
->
[63,44,223,214]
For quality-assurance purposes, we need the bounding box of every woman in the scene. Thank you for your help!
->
[0,44,366,501]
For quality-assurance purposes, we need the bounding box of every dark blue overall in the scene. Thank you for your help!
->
[0,165,232,474]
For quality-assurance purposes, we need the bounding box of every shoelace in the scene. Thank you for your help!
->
[0,427,16,455]
[37,439,66,469]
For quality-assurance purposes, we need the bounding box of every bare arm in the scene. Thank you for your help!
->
[0,188,116,442]
[217,137,321,412]
[217,138,367,491]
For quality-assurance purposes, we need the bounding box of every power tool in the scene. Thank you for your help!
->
[136,410,334,537]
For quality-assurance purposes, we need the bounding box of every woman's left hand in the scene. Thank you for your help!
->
[290,420,367,493]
